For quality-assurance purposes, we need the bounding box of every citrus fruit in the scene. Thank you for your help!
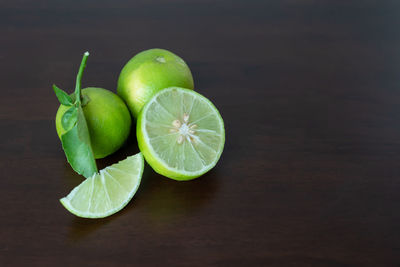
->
[60,153,144,218]
[137,87,225,181]
[117,48,194,117]
[55,87,131,159]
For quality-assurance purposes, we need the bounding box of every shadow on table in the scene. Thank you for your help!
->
[139,164,221,226]
[67,215,116,242]
[66,162,221,240]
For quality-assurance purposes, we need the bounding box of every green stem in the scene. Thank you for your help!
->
[74,51,90,105]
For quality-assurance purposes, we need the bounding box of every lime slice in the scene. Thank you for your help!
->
[137,87,225,181]
[60,153,144,218]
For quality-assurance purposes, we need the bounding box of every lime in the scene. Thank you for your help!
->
[117,48,194,117]
[137,87,225,181]
[60,153,144,218]
[55,87,131,159]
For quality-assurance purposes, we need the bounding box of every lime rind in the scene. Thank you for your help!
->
[117,49,194,117]
[60,153,144,218]
[137,87,225,181]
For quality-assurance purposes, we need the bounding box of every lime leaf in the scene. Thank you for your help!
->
[53,84,73,106]
[61,106,98,178]
[61,107,78,131]
[55,51,98,178]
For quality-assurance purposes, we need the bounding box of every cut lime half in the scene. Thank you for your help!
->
[137,87,225,181]
[60,153,144,218]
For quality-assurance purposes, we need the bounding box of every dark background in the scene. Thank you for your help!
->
[1,0,400,266]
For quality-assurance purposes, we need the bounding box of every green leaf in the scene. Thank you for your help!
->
[61,106,97,178]
[56,51,97,178]
[61,107,78,131]
[53,84,73,106]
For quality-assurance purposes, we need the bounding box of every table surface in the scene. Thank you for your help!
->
[1,0,400,266]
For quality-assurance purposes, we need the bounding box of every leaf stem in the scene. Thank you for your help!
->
[74,51,90,105]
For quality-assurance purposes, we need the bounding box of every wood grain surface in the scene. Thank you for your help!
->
[1,0,400,266]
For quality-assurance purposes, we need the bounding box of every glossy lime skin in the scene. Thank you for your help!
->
[55,87,131,159]
[117,48,194,117]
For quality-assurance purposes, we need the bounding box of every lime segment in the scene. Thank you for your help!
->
[137,87,225,181]
[60,153,144,218]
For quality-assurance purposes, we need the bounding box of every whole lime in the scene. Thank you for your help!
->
[55,87,131,159]
[117,48,194,117]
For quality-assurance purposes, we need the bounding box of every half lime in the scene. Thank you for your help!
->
[137,87,225,181]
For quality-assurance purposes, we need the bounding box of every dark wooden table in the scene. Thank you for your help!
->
[1,0,400,266]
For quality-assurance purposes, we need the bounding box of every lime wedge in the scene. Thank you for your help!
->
[60,153,144,218]
[137,87,225,181]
